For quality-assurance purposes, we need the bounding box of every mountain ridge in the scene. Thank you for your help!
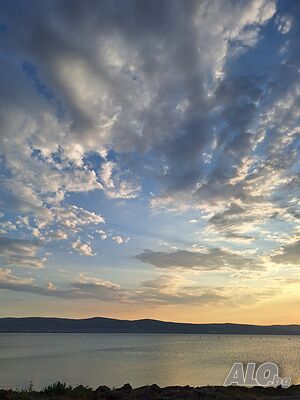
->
[0,317,300,334]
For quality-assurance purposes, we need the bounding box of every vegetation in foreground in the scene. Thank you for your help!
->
[1,381,300,400]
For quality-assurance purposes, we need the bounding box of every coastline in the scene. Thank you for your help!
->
[1,383,300,400]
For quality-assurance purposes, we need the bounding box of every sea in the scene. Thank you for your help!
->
[0,333,299,390]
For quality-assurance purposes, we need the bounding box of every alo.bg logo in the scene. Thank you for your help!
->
[224,362,291,388]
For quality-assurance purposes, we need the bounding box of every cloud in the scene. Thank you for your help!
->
[0,221,17,234]
[0,237,45,269]
[276,14,293,34]
[112,235,129,244]
[0,268,280,308]
[0,268,225,306]
[204,199,286,241]
[75,273,121,290]
[71,240,95,256]
[271,241,300,266]
[0,268,34,286]
[51,205,105,231]
[100,161,141,199]
[48,230,68,240]
[222,233,256,244]
[0,269,122,300]
[96,230,107,240]
[136,247,262,271]
[0,204,105,263]
[0,0,280,216]
[138,274,226,305]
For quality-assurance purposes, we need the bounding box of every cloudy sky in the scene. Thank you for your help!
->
[0,0,299,324]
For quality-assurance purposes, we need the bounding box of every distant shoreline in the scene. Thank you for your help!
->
[1,331,300,336]
[1,316,300,335]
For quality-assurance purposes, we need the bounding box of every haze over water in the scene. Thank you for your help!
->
[1,333,299,390]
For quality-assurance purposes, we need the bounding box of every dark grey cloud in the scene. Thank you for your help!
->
[208,203,246,228]
[0,281,78,299]
[206,201,266,240]
[0,0,203,148]
[224,233,256,243]
[0,0,281,160]
[0,236,44,268]
[136,248,262,271]
[271,241,300,265]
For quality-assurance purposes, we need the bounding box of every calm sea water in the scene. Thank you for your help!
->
[0,333,299,389]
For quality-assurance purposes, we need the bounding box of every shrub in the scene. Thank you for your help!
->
[42,381,72,396]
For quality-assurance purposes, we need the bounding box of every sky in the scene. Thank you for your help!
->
[0,0,299,324]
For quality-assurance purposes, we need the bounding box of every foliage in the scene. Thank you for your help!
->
[42,381,72,396]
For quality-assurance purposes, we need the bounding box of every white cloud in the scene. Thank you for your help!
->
[100,161,141,199]
[53,205,105,231]
[276,14,292,34]
[0,221,17,233]
[48,230,68,240]
[112,235,129,245]
[76,273,120,290]
[32,228,41,238]
[96,229,107,240]
[71,240,95,256]
[47,282,57,291]
[16,216,30,226]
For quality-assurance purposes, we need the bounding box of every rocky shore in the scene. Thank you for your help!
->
[1,382,300,400]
